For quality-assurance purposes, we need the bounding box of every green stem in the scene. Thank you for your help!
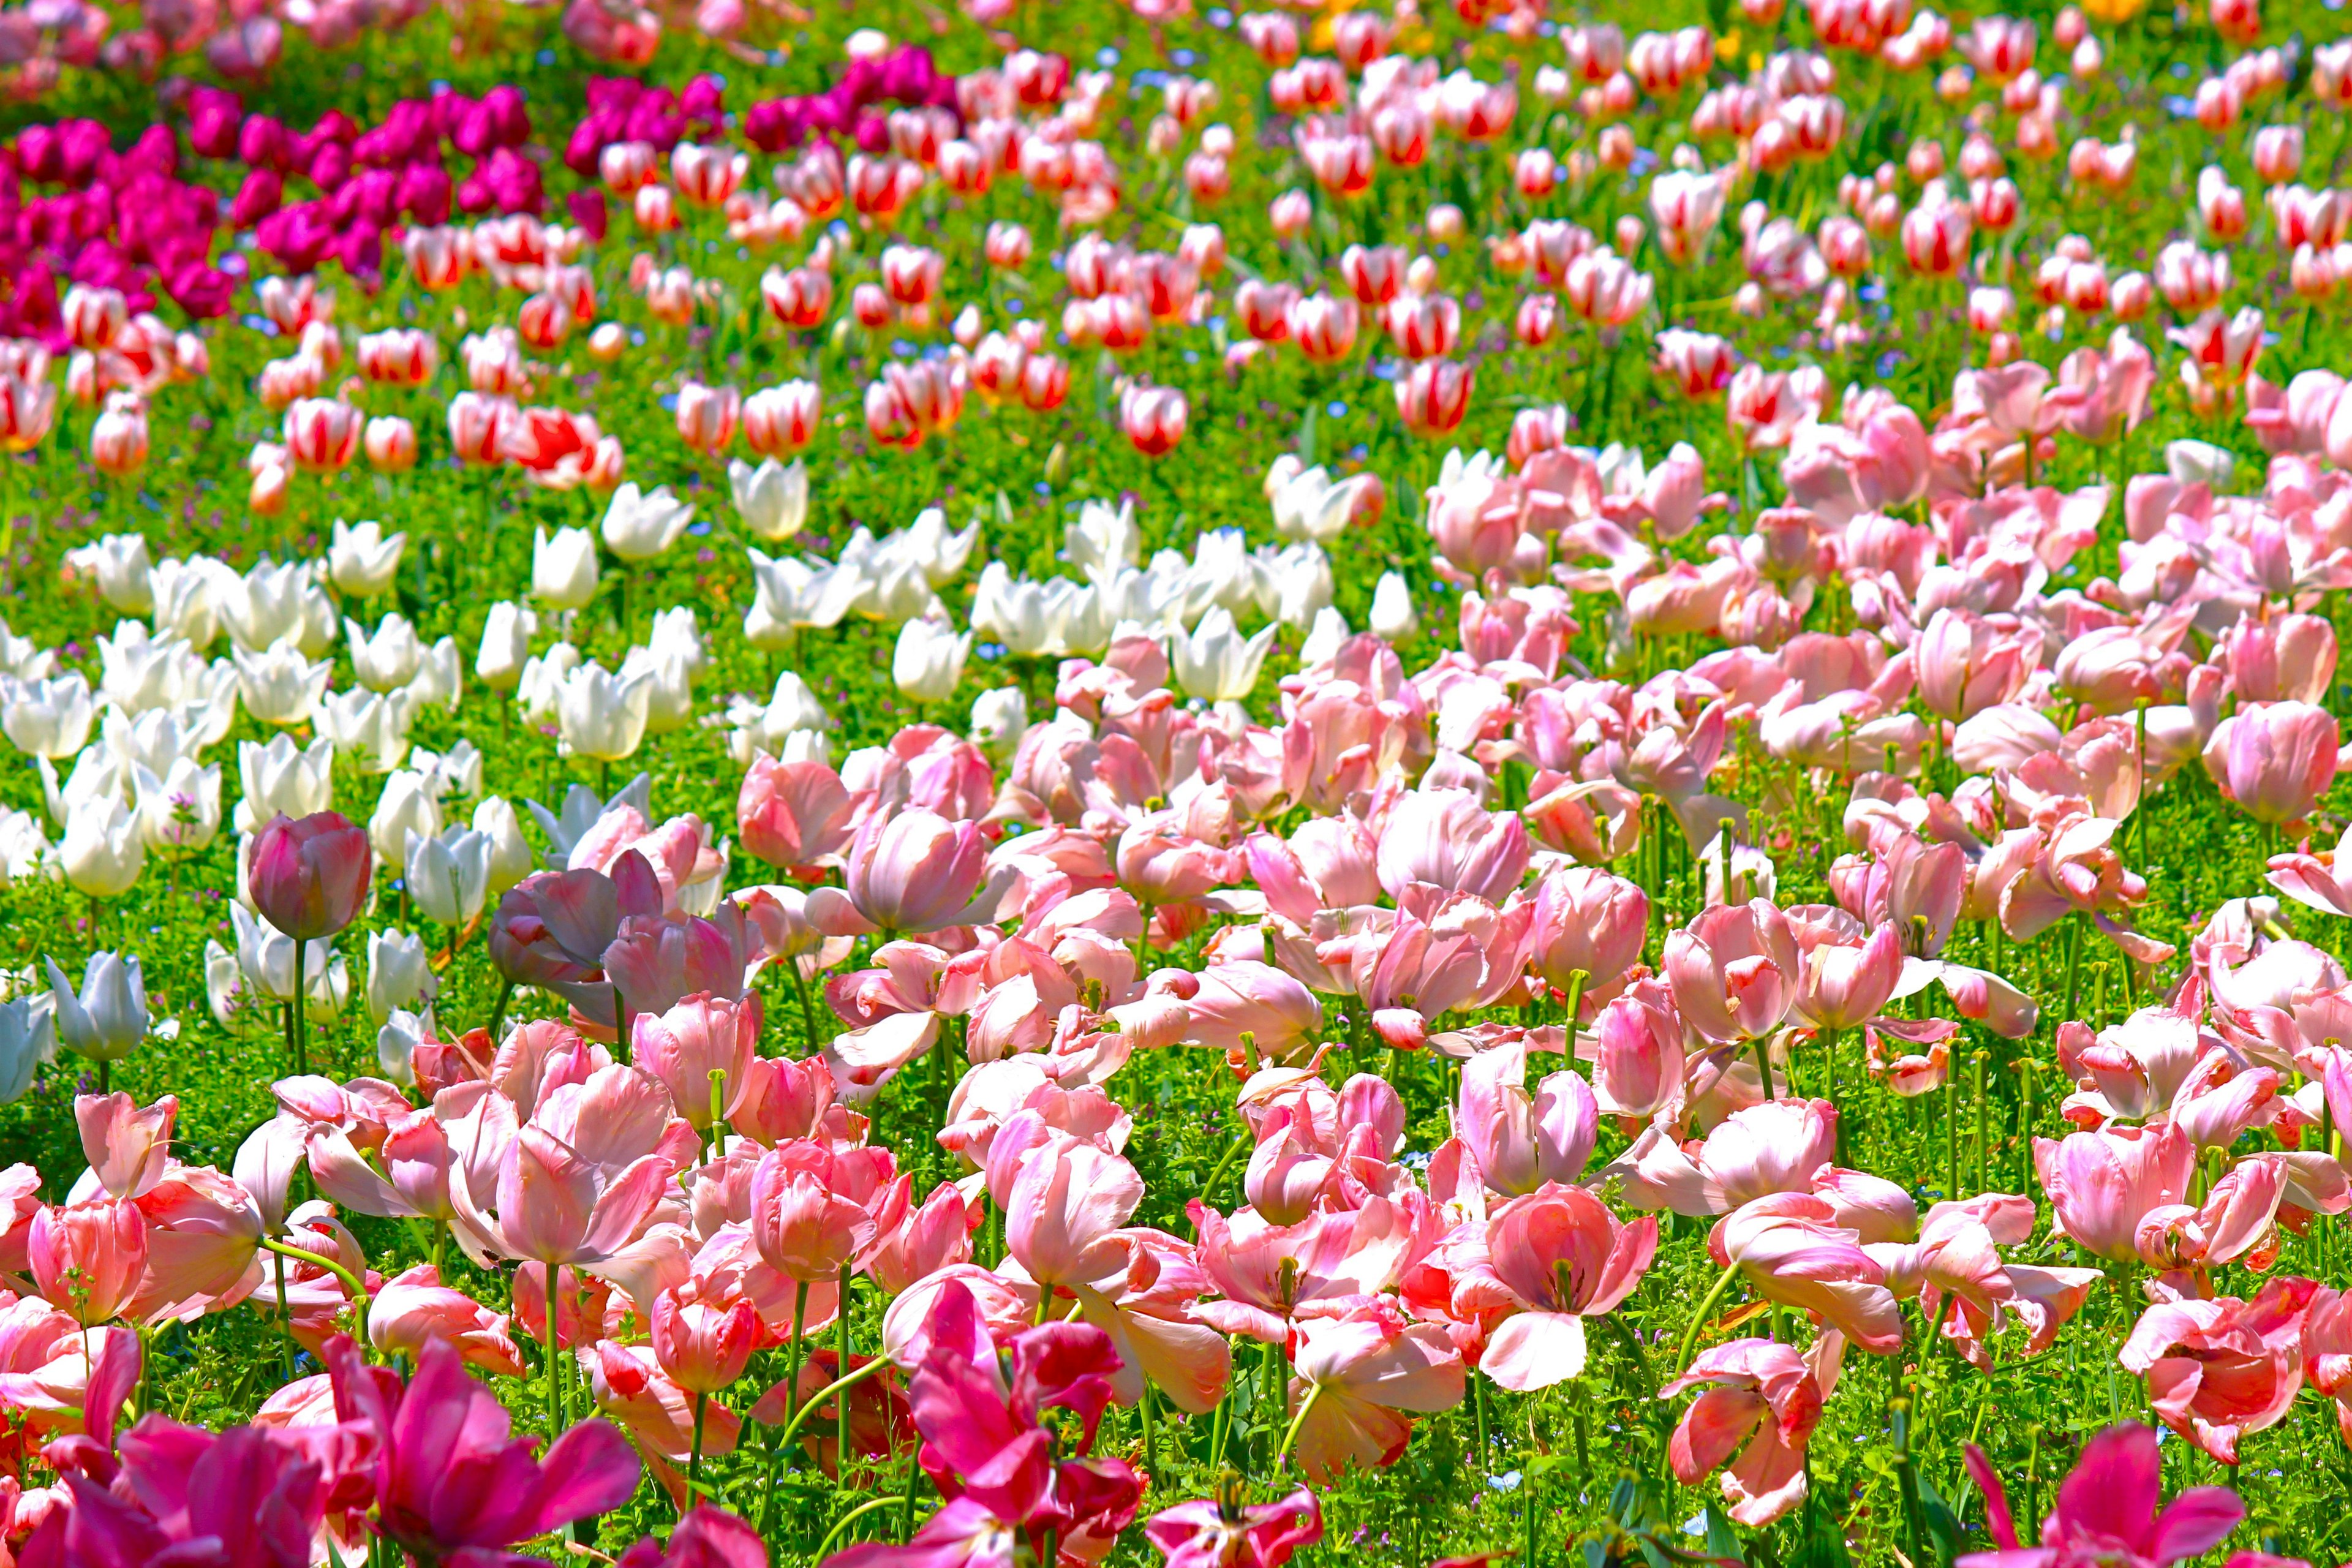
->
[1674,1261,1744,1375]
[1275,1381,1323,1469]
[769,1351,893,1455]
[1752,1035,1775,1100]
[837,1264,853,1480]
[688,1389,709,1498]
[812,1496,903,1559]
[260,1236,371,1343]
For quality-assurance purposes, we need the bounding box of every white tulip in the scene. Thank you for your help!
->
[518,642,582,723]
[345,613,424,691]
[0,993,53,1102]
[369,769,443,867]
[895,507,981,587]
[102,706,198,777]
[365,928,435,1027]
[149,557,225,650]
[204,938,246,1027]
[1183,527,1265,619]
[66,533,154,614]
[599,482,696,562]
[130,758,221,853]
[1298,606,1351,668]
[472,796,536,894]
[403,636,461,714]
[98,622,201,714]
[1065,498,1140,582]
[1172,606,1278,703]
[970,562,1066,657]
[725,671,834,764]
[1267,458,1381,543]
[554,660,655,762]
[41,745,126,829]
[619,641,696,735]
[405,825,492,930]
[475,601,537,690]
[176,664,240,748]
[729,456,809,542]
[413,740,484,803]
[46,951,148,1063]
[649,606,707,677]
[1095,560,1190,638]
[377,1006,436,1086]
[233,636,331,727]
[236,734,335,832]
[2,672,94,758]
[59,794,144,897]
[1257,541,1335,629]
[230,903,336,1005]
[2165,439,2237,491]
[223,558,335,655]
[328,519,406,598]
[747,549,862,638]
[1370,569,1419,642]
[532,526,601,610]
[0,807,51,884]
[0,618,54,682]
[970,686,1030,763]
[317,687,415,775]
[529,774,650,865]
[894,616,973,703]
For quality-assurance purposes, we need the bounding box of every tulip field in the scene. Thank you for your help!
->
[9,0,2352,1561]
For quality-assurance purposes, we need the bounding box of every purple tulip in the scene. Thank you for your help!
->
[395,161,450,225]
[566,187,607,242]
[229,167,282,228]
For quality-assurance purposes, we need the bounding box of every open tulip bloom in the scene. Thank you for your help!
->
[11,4,2352,1565]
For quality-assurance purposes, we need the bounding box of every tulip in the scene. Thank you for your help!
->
[1,674,94,759]
[366,928,434,1027]
[1286,1308,1465,1484]
[600,482,696,563]
[1659,1338,1825,1527]
[1961,1422,2243,1566]
[809,809,1011,938]
[1172,607,1277,704]
[1527,867,1648,1013]
[2203,701,2340,825]
[633,992,760,1131]
[1665,899,1801,1049]
[475,601,538,692]
[553,661,657,764]
[233,638,333,727]
[249,811,372,940]
[29,1198,146,1324]
[406,826,494,937]
[236,735,334,833]
[1458,1042,1599,1197]
[2034,1122,2195,1262]
[893,617,973,704]
[728,456,809,542]
[45,951,149,1075]
[59,795,144,899]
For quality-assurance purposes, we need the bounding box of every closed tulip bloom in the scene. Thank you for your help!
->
[1709,1192,1903,1353]
[600,483,696,562]
[364,416,418,473]
[2034,1121,2195,1261]
[474,601,538,691]
[728,456,809,542]
[1528,867,1648,1008]
[893,617,972,703]
[366,928,432,1026]
[327,519,406,599]
[748,1146,873,1283]
[531,526,600,611]
[249,810,372,940]
[405,826,493,931]
[233,637,333,726]
[650,1288,759,1393]
[1591,990,1686,1120]
[2,673,94,760]
[236,736,334,833]
[60,795,144,897]
[1793,922,1903,1031]
[368,1263,524,1376]
[2203,701,2340,824]
[809,808,1010,937]
[45,951,149,1064]
[29,1197,146,1324]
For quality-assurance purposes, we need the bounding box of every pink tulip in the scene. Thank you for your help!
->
[2119,1276,2317,1464]
[650,1288,760,1395]
[1359,889,1531,1050]
[866,1178,974,1295]
[247,810,372,940]
[1145,1486,1322,1568]
[632,992,760,1131]
[1659,1337,1825,1527]
[1913,608,2037,722]
[1959,1422,2244,1567]
[448,1064,687,1268]
[1709,1193,1904,1353]
[1182,961,1324,1058]
[1665,899,1801,1044]
[368,1262,524,1376]
[2034,1121,2196,1261]
[1457,1041,1598,1197]
[1003,1136,1144,1295]
[1589,987,1687,1120]
[582,1341,743,1478]
[1286,1305,1465,1485]
[736,756,854,873]
[1189,1198,1415,1344]
[1526,867,1648,1014]
[809,808,1012,937]
[74,1091,176,1200]
[2218,612,2337,706]
[2203,701,2341,825]
[749,1142,880,1284]
[30,1199,146,1325]
[1480,1184,1657,1392]
[1790,918,1903,1031]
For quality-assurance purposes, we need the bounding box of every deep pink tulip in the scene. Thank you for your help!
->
[617,1507,771,1568]
[1959,1421,2245,1567]
[749,1141,880,1284]
[1589,987,1686,1121]
[650,1287,760,1395]
[326,1335,639,1560]
[248,811,372,940]
[1188,1198,1413,1344]
[447,1064,686,1268]
[1145,1486,1322,1568]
